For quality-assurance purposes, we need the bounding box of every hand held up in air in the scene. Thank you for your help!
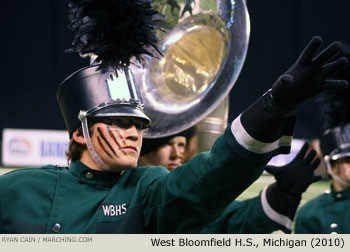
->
[265,142,322,199]
[270,36,349,109]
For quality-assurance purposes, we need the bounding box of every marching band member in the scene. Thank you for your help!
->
[0,0,348,233]
[295,46,350,233]
[140,133,321,233]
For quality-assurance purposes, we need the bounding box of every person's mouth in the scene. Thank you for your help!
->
[122,146,137,152]
[167,163,181,171]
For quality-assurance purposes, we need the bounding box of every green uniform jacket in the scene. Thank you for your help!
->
[0,94,296,233]
[294,187,350,234]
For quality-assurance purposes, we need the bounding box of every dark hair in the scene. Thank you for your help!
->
[66,121,95,162]
[141,126,197,155]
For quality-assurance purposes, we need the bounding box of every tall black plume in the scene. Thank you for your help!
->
[66,0,161,70]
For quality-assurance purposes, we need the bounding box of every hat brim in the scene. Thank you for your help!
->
[91,104,152,128]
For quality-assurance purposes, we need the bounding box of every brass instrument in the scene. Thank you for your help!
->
[132,0,250,152]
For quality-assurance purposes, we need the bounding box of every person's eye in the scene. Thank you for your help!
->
[163,142,172,147]
[102,119,113,125]
[178,143,186,148]
[133,121,144,130]
[112,119,128,128]
[121,120,130,128]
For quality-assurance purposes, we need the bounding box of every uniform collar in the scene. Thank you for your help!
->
[69,160,124,187]
[330,185,350,201]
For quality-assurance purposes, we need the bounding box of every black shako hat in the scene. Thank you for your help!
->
[320,125,350,161]
[57,0,161,137]
[56,65,151,137]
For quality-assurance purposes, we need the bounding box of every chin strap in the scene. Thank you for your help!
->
[78,111,111,171]
[325,160,350,187]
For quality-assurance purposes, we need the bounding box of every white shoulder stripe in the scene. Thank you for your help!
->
[261,186,292,230]
[231,115,292,154]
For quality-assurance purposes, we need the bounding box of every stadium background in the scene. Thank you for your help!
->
[0,0,348,216]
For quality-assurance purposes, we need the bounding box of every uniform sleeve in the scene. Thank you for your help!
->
[196,196,282,234]
[142,92,297,233]
[196,183,298,234]
[232,90,296,158]
[259,183,300,233]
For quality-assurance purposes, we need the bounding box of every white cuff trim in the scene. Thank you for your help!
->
[231,115,292,154]
[261,186,292,231]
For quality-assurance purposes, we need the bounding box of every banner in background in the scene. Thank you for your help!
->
[1,129,320,170]
[1,128,69,167]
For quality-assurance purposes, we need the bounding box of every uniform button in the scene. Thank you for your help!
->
[85,172,93,179]
[330,223,338,229]
[336,193,342,198]
[52,223,61,232]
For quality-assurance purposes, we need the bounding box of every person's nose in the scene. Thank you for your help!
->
[123,124,140,142]
[170,145,183,160]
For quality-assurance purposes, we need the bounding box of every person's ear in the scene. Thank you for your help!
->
[72,130,86,144]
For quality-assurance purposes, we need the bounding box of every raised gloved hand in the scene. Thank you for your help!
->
[265,142,322,199]
[271,36,348,108]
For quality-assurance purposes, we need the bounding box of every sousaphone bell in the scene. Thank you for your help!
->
[132,0,250,151]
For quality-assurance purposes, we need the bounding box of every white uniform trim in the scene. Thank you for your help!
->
[261,186,292,231]
[231,115,292,154]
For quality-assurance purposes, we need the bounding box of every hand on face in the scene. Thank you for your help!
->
[90,120,143,171]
